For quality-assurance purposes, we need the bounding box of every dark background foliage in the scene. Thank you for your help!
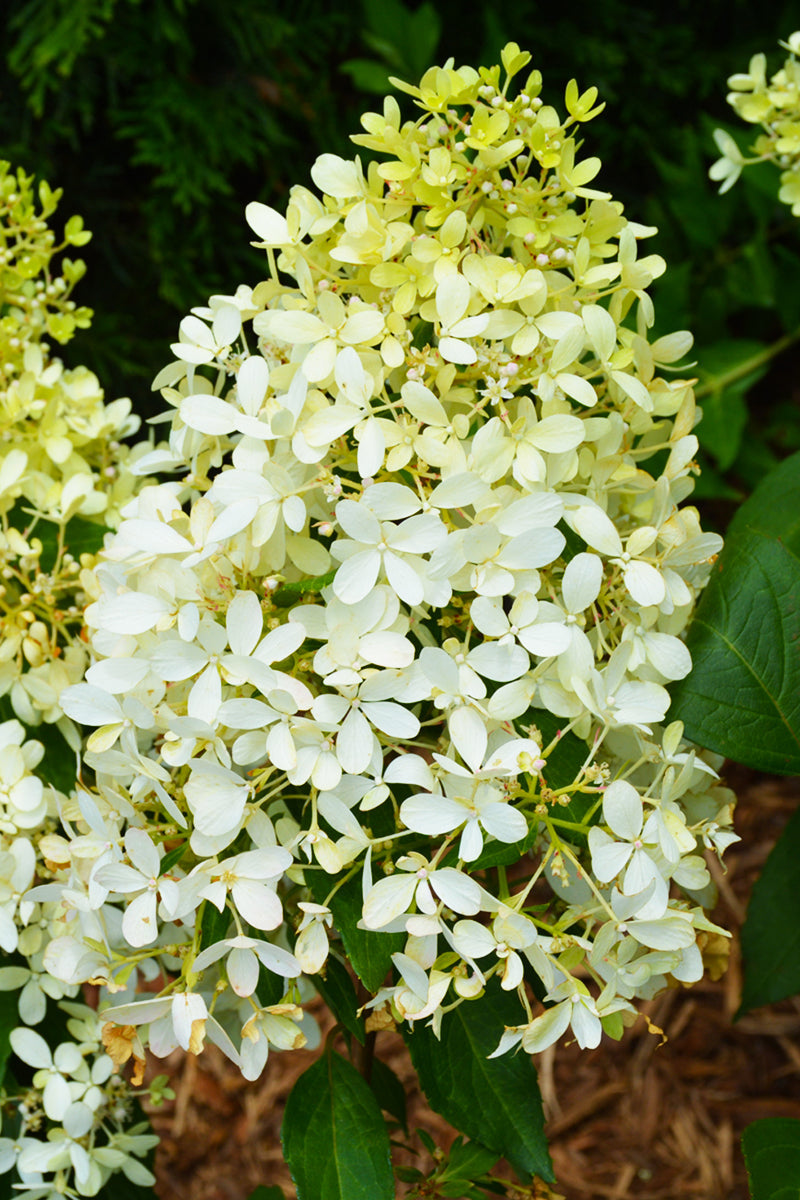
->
[2,0,799,506]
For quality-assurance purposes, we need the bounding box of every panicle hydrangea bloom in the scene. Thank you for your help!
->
[20,45,738,1129]
[0,166,160,1197]
[710,31,800,211]
[0,162,146,731]
[0,1002,159,1197]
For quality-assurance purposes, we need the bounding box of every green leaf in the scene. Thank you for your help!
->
[670,451,800,774]
[160,841,188,874]
[535,710,590,791]
[6,505,109,575]
[536,711,598,836]
[65,515,109,560]
[340,59,394,94]
[411,320,434,350]
[272,570,336,606]
[773,247,800,331]
[310,871,403,994]
[742,1118,800,1199]
[256,959,286,1008]
[0,696,77,793]
[246,1188,286,1200]
[199,900,232,950]
[313,956,366,1045]
[442,1136,499,1180]
[695,338,768,472]
[0,988,18,1087]
[282,1049,394,1200]
[739,806,800,1014]
[461,825,537,870]
[95,1169,158,1200]
[368,1057,407,1131]
[403,978,553,1182]
[32,720,78,793]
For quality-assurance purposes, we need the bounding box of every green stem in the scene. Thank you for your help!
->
[694,327,800,400]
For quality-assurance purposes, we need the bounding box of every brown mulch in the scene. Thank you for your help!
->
[148,766,800,1200]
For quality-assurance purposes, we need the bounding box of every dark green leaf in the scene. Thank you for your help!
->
[403,978,553,1182]
[442,1137,499,1180]
[199,900,232,951]
[462,825,537,870]
[313,956,366,1045]
[440,1184,485,1199]
[535,711,590,792]
[33,721,78,793]
[536,711,599,836]
[695,338,768,472]
[340,59,394,93]
[691,458,744,503]
[282,1049,394,1200]
[95,1169,158,1200]
[411,320,434,350]
[310,871,403,994]
[7,505,109,574]
[417,1128,437,1155]
[246,1188,286,1200]
[273,570,336,607]
[0,989,18,1087]
[0,695,77,794]
[256,959,286,1008]
[670,451,800,775]
[160,841,188,874]
[62,514,110,564]
[395,1167,424,1183]
[739,806,800,1014]
[742,1118,800,1199]
[368,1057,407,1131]
[773,246,800,331]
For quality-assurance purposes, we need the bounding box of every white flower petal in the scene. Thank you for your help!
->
[10,1027,51,1069]
[227,590,264,656]
[362,873,418,929]
[571,505,623,556]
[624,560,666,606]
[122,890,159,947]
[232,880,284,931]
[603,780,643,840]
[60,684,123,727]
[337,707,374,774]
[588,828,633,882]
[246,202,290,244]
[401,794,465,835]
[227,947,260,996]
[449,705,488,772]
[363,699,419,738]
[430,868,482,915]
[562,552,603,613]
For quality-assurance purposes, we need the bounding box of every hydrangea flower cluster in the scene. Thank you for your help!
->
[0,162,143,729]
[710,31,800,210]
[0,167,159,1198]
[13,45,737,1157]
[1,1002,159,1196]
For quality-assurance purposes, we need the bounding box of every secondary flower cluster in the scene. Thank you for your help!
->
[1,1003,159,1195]
[13,45,736,1155]
[0,162,143,729]
[710,31,800,210]
[0,168,156,1198]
